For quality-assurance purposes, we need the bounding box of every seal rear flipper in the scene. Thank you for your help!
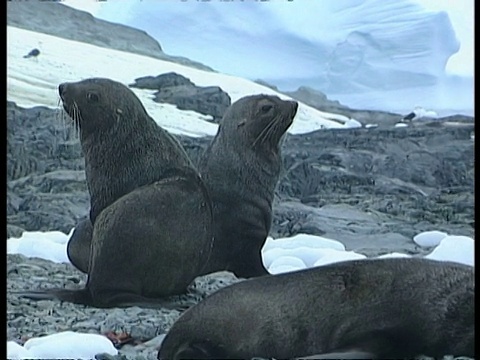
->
[90,291,200,310]
[294,350,376,359]
[13,288,93,306]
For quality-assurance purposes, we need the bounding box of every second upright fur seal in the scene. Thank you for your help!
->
[198,94,298,278]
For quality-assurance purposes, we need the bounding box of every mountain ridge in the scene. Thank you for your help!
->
[7,0,214,72]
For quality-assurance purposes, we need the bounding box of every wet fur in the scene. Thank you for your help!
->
[61,78,196,273]
[197,95,298,278]
[158,258,474,359]
[18,78,214,307]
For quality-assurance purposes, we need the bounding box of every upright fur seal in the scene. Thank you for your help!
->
[63,78,199,274]
[18,78,213,307]
[158,258,474,359]
[197,94,298,278]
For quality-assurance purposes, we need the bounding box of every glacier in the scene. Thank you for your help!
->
[69,0,473,117]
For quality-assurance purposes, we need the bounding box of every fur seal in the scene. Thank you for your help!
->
[197,94,298,278]
[64,77,197,274]
[158,258,474,359]
[18,78,213,307]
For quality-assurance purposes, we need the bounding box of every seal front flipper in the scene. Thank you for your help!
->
[67,217,93,274]
[14,288,195,310]
[158,340,228,360]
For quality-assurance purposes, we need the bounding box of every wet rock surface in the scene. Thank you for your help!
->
[7,100,474,360]
[7,101,474,240]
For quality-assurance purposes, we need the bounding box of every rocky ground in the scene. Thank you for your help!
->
[7,101,475,244]
[7,98,474,359]
[7,254,242,359]
[6,3,475,358]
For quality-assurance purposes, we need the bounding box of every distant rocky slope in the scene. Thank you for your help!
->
[7,100,474,257]
[7,1,213,71]
[283,86,404,126]
[255,80,407,128]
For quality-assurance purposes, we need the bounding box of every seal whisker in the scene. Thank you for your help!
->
[52,98,62,154]
[251,115,278,148]
[54,98,73,156]
[71,101,81,140]
[251,119,274,148]
[252,114,282,148]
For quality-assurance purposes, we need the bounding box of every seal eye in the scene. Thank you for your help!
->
[87,92,99,102]
[237,119,246,128]
[261,104,273,113]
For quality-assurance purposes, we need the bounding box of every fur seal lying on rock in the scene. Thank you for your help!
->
[158,258,474,359]
[197,94,298,278]
[17,78,213,307]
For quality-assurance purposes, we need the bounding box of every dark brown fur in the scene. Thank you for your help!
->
[66,217,92,273]
[158,258,474,359]
[18,78,213,307]
[64,78,196,274]
[197,94,298,278]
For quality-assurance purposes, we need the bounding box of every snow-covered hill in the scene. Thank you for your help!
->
[7,26,361,138]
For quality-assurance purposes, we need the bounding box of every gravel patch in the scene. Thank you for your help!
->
[7,254,474,359]
[7,254,241,359]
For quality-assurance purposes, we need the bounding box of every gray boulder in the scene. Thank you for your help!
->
[131,72,231,122]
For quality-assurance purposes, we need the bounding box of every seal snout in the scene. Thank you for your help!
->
[58,83,67,100]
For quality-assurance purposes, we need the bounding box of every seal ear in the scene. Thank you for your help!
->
[172,340,228,360]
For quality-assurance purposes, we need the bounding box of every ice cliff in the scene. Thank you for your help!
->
[92,0,472,116]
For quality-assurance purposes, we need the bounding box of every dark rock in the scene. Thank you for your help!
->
[9,170,87,194]
[7,189,23,216]
[154,85,231,122]
[7,100,474,246]
[7,101,88,232]
[285,86,347,111]
[7,101,84,181]
[253,79,279,92]
[7,224,25,239]
[131,73,194,90]
[271,124,474,242]
[131,72,231,122]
